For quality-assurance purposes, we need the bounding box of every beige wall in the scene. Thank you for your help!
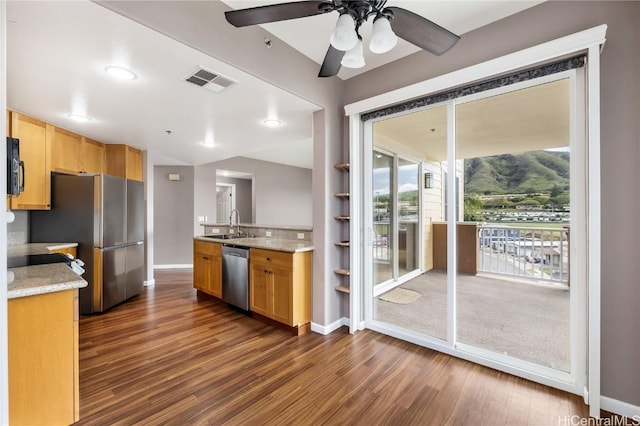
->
[345,0,640,408]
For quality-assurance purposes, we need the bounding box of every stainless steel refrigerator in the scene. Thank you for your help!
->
[31,174,145,314]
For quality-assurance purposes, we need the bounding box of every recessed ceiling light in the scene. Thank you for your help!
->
[105,65,137,80]
[68,113,92,123]
[201,141,215,148]
[263,119,282,127]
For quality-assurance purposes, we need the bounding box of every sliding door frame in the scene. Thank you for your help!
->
[346,25,606,417]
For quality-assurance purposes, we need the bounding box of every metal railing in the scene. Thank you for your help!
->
[477,224,569,285]
[373,222,390,261]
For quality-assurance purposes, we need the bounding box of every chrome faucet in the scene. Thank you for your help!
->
[229,209,241,235]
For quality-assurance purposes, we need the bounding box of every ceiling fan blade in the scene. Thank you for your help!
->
[318,45,344,78]
[225,1,331,27]
[385,6,460,56]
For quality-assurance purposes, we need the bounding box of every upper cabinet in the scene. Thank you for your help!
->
[7,109,143,209]
[51,127,82,175]
[80,137,105,174]
[8,111,52,210]
[106,144,143,181]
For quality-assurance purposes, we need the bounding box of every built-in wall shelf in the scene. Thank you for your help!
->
[335,162,350,301]
[335,285,350,294]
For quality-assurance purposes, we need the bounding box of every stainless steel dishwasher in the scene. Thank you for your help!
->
[222,245,250,311]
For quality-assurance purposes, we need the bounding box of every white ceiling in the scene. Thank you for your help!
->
[222,0,544,79]
[6,0,544,169]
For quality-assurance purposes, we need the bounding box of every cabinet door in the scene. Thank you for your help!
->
[249,261,269,316]
[9,112,51,210]
[193,252,212,292]
[209,254,222,298]
[81,137,105,174]
[126,146,143,181]
[8,290,76,425]
[271,265,293,325]
[51,127,82,174]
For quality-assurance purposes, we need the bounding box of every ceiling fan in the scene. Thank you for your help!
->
[224,0,460,77]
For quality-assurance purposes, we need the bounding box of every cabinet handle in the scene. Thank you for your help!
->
[266,257,271,261]
[203,256,209,260]
[264,269,268,274]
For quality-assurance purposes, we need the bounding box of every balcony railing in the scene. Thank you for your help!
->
[477,224,569,285]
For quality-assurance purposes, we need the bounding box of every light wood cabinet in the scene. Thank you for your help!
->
[8,112,52,210]
[106,144,143,181]
[8,289,80,425]
[249,248,311,329]
[80,137,106,174]
[51,126,82,174]
[193,239,222,298]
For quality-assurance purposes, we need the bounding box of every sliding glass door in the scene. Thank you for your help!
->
[363,71,586,394]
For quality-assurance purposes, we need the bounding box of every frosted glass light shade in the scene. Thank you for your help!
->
[330,13,358,51]
[369,17,398,54]
[341,39,365,68]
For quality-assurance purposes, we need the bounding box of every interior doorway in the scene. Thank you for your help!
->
[216,183,235,224]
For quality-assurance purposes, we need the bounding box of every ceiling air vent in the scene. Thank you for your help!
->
[183,67,237,93]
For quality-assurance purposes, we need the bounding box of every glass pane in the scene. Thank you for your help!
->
[397,158,420,276]
[373,150,393,285]
[371,106,448,341]
[455,79,571,372]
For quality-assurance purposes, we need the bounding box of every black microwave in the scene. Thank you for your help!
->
[7,137,24,196]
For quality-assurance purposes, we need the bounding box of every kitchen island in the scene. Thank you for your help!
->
[194,230,313,335]
[7,243,87,425]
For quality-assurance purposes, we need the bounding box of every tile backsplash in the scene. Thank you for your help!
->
[203,224,312,242]
[7,211,29,246]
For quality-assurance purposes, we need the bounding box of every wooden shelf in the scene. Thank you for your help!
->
[334,163,350,171]
[334,268,350,276]
[334,241,350,247]
[334,215,350,221]
[334,192,350,198]
[335,285,350,294]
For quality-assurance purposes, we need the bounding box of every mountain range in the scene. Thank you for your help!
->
[464,150,570,195]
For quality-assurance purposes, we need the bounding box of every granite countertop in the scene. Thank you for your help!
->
[194,236,314,253]
[8,263,87,299]
[201,223,313,232]
[8,242,79,257]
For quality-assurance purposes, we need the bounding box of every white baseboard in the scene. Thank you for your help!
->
[143,279,155,287]
[311,317,349,335]
[153,264,193,270]
[601,396,640,419]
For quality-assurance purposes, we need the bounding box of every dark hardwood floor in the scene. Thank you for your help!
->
[76,269,594,425]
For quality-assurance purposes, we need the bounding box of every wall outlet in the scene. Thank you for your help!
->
[211,228,220,234]
[266,231,272,237]
[297,233,305,239]
[197,216,205,222]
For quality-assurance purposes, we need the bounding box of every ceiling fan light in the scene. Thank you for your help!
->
[330,13,358,51]
[341,38,365,69]
[369,17,398,54]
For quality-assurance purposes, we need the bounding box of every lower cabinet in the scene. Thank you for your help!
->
[193,240,222,298]
[8,289,80,425]
[249,248,312,328]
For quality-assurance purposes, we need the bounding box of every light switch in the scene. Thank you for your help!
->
[297,233,305,239]
[266,231,272,237]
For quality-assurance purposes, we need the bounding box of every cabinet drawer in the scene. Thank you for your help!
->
[194,240,221,256]
[250,248,292,268]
